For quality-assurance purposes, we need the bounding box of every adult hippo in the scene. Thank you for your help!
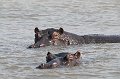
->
[28,27,120,48]
[36,51,81,69]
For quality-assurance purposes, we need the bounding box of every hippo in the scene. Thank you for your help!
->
[28,27,120,48]
[36,51,81,69]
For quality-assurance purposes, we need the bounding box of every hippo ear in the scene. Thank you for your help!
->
[46,52,52,58]
[46,52,52,63]
[47,52,52,55]
[58,27,64,35]
[74,51,81,59]
[34,27,40,33]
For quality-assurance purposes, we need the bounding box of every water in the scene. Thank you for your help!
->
[0,0,120,79]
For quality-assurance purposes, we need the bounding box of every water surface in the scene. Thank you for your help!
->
[0,0,120,79]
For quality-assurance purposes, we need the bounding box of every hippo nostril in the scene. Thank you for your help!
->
[36,63,45,69]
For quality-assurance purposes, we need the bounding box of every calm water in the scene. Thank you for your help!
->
[0,0,120,79]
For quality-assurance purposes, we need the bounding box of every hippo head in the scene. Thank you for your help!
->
[46,51,81,63]
[28,28,68,48]
[36,51,81,69]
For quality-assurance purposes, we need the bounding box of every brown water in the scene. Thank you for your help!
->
[0,0,120,79]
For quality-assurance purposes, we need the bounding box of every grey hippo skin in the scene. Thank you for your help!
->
[36,51,81,69]
[28,28,120,48]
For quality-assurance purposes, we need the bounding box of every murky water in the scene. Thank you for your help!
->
[0,0,120,79]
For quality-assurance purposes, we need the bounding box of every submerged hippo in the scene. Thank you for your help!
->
[36,51,81,69]
[28,27,120,48]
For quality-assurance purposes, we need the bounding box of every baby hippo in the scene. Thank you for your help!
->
[36,51,81,69]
